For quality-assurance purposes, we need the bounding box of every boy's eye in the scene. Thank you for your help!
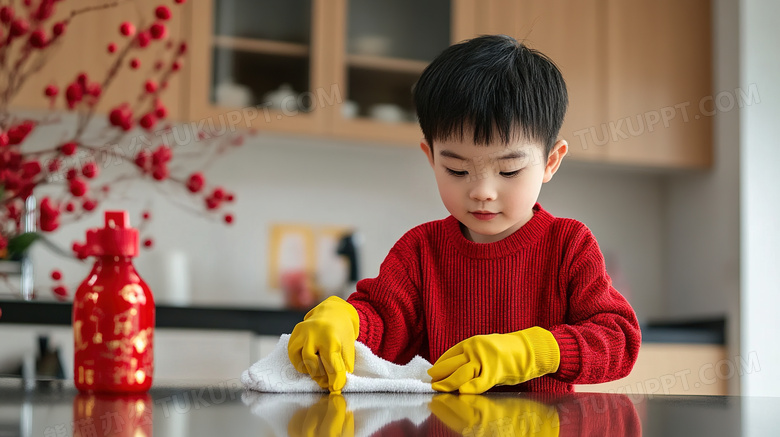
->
[500,170,522,178]
[445,168,468,177]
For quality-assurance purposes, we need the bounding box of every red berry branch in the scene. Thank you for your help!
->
[0,0,252,300]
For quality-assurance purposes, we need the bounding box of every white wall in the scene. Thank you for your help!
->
[740,0,780,398]
[9,119,665,323]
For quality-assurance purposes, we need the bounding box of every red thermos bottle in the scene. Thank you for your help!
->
[72,210,155,393]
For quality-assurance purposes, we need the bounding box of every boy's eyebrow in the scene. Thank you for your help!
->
[439,150,527,161]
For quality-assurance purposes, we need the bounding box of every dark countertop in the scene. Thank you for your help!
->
[0,376,775,436]
[0,299,726,344]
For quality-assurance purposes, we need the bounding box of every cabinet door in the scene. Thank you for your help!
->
[605,0,712,169]
[185,0,330,135]
[451,0,608,163]
[327,0,453,146]
[9,0,186,121]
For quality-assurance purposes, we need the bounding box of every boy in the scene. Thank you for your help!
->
[288,35,641,394]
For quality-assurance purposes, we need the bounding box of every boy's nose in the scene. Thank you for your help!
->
[468,177,497,202]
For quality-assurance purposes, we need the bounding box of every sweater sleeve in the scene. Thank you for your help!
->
[346,239,425,365]
[548,227,642,385]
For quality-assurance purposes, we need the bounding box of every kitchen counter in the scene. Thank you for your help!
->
[0,376,775,436]
[0,299,725,343]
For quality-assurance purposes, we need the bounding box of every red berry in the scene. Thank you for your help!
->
[10,18,29,37]
[50,270,62,281]
[152,165,169,181]
[212,187,225,200]
[224,214,234,224]
[144,80,157,93]
[178,42,187,54]
[47,158,60,173]
[137,30,151,48]
[140,113,157,130]
[154,60,164,71]
[143,238,153,248]
[29,29,48,48]
[65,202,75,212]
[155,6,172,20]
[44,84,58,97]
[187,172,205,193]
[152,145,172,164]
[130,58,141,69]
[22,160,42,178]
[69,178,88,197]
[0,7,13,24]
[155,105,168,119]
[107,42,117,53]
[52,285,68,298]
[60,141,77,155]
[82,199,97,211]
[52,21,66,37]
[82,162,99,179]
[142,211,151,220]
[171,60,181,71]
[174,0,186,3]
[205,196,220,210]
[149,23,166,40]
[65,168,78,180]
[120,21,135,37]
[226,193,235,202]
[135,149,151,170]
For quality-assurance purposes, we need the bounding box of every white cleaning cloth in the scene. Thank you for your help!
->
[241,334,435,393]
[241,392,433,437]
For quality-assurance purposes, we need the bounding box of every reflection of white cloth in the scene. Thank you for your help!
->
[241,392,433,437]
[241,334,435,393]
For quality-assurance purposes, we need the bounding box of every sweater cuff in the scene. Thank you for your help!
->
[352,302,381,349]
[549,328,581,381]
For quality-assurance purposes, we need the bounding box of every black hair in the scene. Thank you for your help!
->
[412,34,568,157]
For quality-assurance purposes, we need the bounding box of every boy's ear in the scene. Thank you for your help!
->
[543,139,568,183]
[420,139,435,167]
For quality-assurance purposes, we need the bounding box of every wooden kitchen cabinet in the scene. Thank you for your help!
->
[577,343,728,396]
[603,0,712,169]
[179,1,712,169]
[455,0,609,163]
[185,0,331,135]
[9,0,187,121]
[457,0,712,169]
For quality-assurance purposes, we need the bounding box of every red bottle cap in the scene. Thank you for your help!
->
[85,211,139,257]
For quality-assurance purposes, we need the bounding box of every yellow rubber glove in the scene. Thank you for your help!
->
[428,326,560,394]
[287,394,355,437]
[288,296,360,393]
[429,394,560,437]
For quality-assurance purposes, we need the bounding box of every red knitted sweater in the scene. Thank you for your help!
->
[347,203,641,393]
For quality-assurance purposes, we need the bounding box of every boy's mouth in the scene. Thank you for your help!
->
[471,211,498,221]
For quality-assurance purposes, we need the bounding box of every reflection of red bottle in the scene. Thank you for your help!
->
[73,392,153,437]
[73,211,155,393]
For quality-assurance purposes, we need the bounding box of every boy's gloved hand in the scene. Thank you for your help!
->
[429,394,560,436]
[428,326,560,394]
[288,296,360,394]
[287,394,354,437]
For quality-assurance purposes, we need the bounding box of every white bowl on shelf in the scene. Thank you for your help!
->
[368,104,406,123]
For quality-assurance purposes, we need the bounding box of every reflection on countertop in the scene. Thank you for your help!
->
[0,376,770,436]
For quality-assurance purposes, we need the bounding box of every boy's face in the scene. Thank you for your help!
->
[421,135,567,243]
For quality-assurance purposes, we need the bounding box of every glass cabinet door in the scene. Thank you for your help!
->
[188,0,326,133]
[331,0,452,144]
